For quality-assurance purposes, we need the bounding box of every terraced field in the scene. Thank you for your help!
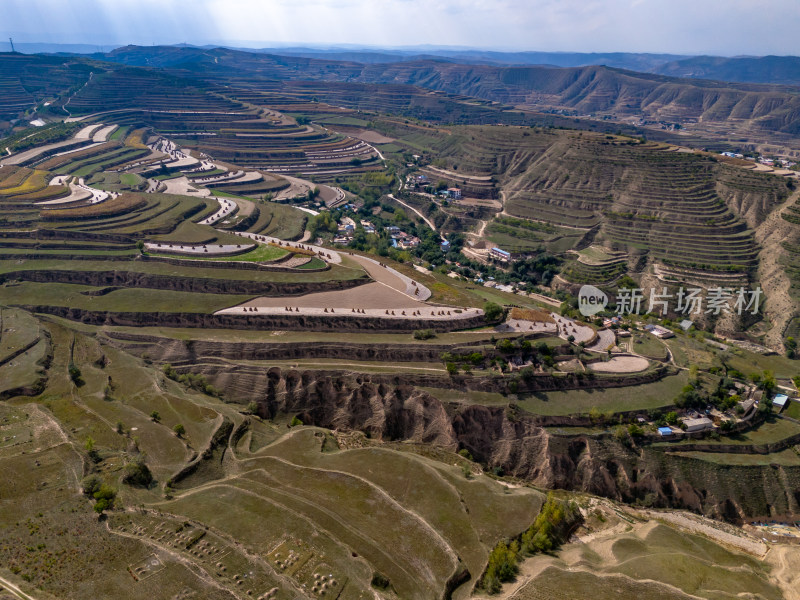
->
[2,50,800,600]
[368,122,790,293]
[53,67,384,182]
[0,317,551,599]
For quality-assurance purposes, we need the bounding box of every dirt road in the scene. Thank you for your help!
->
[388,194,438,233]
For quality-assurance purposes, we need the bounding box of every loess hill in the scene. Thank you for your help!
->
[2,48,800,600]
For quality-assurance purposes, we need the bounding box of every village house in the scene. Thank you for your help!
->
[447,187,462,199]
[398,235,421,249]
[490,247,511,262]
[773,393,789,411]
[644,324,674,339]
[682,416,713,433]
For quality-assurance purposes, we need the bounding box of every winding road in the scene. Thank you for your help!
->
[388,193,438,233]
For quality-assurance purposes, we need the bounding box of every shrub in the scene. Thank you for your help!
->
[497,338,515,354]
[68,363,83,385]
[93,484,116,513]
[484,302,505,323]
[371,572,390,590]
[122,459,153,487]
[81,474,102,496]
[290,416,303,427]
[413,329,436,340]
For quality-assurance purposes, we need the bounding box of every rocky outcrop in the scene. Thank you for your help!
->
[184,366,800,523]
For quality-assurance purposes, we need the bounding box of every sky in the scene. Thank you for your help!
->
[3,0,800,56]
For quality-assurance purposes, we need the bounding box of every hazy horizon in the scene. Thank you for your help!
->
[3,0,800,57]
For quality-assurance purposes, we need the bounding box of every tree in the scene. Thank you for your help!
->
[245,402,259,415]
[786,336,797,359]
[497,338,515,353]
[81,474,102,496]
[613,425,630,444]
[761,370,777,394]
[665,411,678,426]
[173,423,185,437]
[484,302,504,323]
[122,459,153,487]
[150,411,161,423]
[93,484,116,514]
[68,363,83,385]
[290,416,303,427]
[136,240,145,254]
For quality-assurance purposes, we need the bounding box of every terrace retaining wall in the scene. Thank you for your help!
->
[24,304,487,333]
[1,270,366,295]
[139,254,329,272]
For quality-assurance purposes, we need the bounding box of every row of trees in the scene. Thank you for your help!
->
[481,494,581,594]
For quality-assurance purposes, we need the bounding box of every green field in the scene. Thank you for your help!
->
[423,372,688,416]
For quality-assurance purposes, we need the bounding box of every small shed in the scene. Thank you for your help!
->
[657,427,673,437]
[683,417,713,432]
[773,394,789,410]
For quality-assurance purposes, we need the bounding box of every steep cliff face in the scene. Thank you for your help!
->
[195,367,800,524]
[259,368,458,448]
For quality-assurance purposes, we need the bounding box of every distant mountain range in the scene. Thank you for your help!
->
[653,55,800,86]
[12,42,800,87]
[77,45,800,139]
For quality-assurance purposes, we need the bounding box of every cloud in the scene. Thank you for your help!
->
[3,0,799,55]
